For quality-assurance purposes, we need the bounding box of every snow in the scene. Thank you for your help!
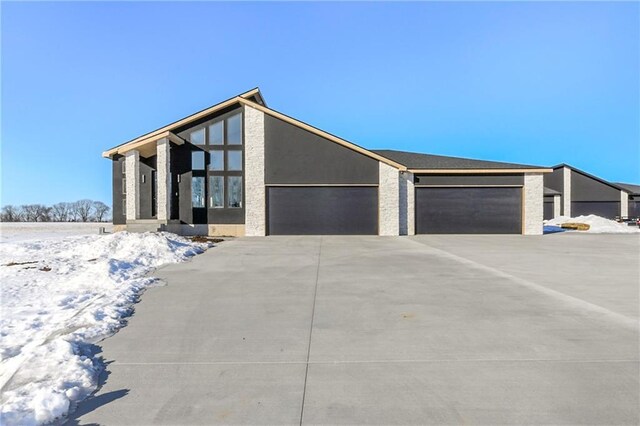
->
[0,229,208,425]
[544,215,640,234]
[0,222,113,243]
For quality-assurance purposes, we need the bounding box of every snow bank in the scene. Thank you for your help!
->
[544,215,640,234]
[0,231,208,425]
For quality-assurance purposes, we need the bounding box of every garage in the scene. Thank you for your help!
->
[571,201,620,219]
[415,187,522,234]
[267,186,378,235]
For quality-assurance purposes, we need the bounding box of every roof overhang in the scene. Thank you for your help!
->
[408,168,553,174]
[103,88,261,159]
[102,131,184,158]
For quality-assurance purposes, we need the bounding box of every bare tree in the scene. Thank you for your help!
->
[21,204,45,222]
[1,205,22,222]
[50,202,71,222]
[73,199,94,222]
[92,201,110,222]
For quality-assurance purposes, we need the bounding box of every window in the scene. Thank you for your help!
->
[121,160,126,175]
[190,128,205,145]
[192,151,205,170]
[209,121,224,145]
[227,151,242,171]
[210,176,224,208]
[122,177,126,194]
[122,198,126,215]
[209,150,224,171]
[192,177,205,208]
[228,176,242,208]
[227,114,242,145]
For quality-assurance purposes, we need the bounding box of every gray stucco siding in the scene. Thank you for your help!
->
[571,170,621,202]
[112,156,126,225]
[543,168,564,193]
[415,174,524,186]
[264,115,379,185]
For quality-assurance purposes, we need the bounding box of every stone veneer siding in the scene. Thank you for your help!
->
[125,150,140,221]
[244,105,266,236]
[553,194,561,219]
[156,138,171,221]
[621,190,629,217]
[524,173,544,235]
[562,167,571,217]
[379,162,400,236]
[399,172,415,235]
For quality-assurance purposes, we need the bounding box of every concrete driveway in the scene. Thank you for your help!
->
[70,234,639,425]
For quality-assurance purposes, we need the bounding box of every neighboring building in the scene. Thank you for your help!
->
[614,183,640,219]
[544,164,632,219]
[103,88,550,236]
[543,187,562,220]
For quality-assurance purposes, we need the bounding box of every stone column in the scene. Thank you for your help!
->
[156,138,171,222]
[125,150,140,221]
[523,173,543,235]
[399,171,415,235]
[621,190,629,218]
[553,194,561,218]
[244,105,266,236]
[379,162,400,236]
[562,166,572,217]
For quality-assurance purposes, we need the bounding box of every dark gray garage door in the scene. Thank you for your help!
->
[571,202,619,219]
[416,187,522,234]
[629,201,640,219]
[544,196,554,220]
[267,186,378,235]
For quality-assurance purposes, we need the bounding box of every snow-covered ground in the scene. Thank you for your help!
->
[544,214,640,234]
[0,222,113,244]
[0,226,208,425]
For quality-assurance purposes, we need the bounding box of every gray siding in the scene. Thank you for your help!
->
[139,156,156,220]
[415,174,523,186]
[571,170,620,202]
[112,156,125,225]
[264,115,379,184]
[544,168,564,193]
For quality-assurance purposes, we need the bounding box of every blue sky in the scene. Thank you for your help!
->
[2,1,638,206]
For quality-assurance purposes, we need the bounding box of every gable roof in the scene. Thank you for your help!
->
[102,88,263,158]
[372,149,551,173]
[552,164,630,193]
[614,182,640,195]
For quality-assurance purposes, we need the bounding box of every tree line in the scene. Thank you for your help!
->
[0,200,111,222]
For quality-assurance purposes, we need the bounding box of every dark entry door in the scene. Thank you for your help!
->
[416,187,522,234]
[267,186,378,235]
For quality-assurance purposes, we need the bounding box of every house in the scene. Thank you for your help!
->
[544,164,633,219]
[103,88,551,236]
[614,182,640,219]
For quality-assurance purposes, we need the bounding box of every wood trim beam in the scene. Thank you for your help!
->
[238,98,408,171]
[102,131,185,158]
[408,168,553,174]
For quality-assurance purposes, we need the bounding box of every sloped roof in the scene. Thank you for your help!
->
[614,182,640,195]
[372,149,547,171]
[544,187,561,196]
[552,164,631,193]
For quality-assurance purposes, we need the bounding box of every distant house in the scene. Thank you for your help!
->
[614,182,640,219]
[544,164,634,219]
[102,88,551,236]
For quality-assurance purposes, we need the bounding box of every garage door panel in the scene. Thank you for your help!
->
[267,187,378,235]
[416,187,522,234]
[544,202,554,220]
[571,202,619,219]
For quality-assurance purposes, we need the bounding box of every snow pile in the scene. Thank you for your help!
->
[0,231,207,425]
[544,215,640,234]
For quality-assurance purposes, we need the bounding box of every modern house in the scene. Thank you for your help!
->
[544,164,634,219]
[103,88,551,236]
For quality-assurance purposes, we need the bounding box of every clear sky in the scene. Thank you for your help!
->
[2,1,638,206]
